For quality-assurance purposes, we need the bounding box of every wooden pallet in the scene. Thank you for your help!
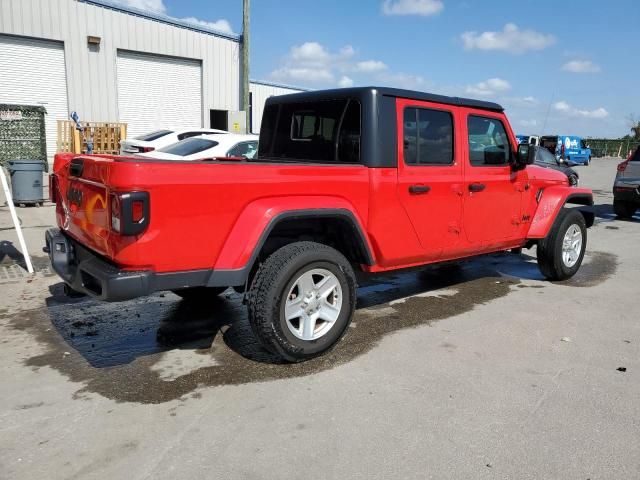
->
[57,121,127,155]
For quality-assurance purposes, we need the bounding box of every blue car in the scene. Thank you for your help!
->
[540,135,592,166]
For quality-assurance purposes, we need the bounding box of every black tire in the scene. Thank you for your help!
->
[537,208,587,281]
[568,174,578,187]
[247,241,356,362]
[172,287,227,300]
[613,199,637,219]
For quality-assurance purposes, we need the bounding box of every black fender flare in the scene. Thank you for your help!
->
[208,208,374,287]
[564,192,595,228]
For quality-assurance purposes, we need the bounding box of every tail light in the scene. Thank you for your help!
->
[618,160,629,172]
[139,146,155,153]
[49,174,58,203]
[110,191,150,235]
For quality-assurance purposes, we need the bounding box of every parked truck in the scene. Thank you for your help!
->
[46,87,594,361]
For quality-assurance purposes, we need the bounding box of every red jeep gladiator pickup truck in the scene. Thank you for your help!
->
[46,87,594,361]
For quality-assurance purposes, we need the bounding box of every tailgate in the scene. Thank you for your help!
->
[54,155,114,257]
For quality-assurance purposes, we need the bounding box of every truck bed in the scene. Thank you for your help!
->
[51,154,371,272]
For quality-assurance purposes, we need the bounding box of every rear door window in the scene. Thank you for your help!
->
[467,116,512,166]
[134,130,173,141]
[158,138,218,156]
[403,107,454,165]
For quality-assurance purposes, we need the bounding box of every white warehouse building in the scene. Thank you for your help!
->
[0,0,304,157]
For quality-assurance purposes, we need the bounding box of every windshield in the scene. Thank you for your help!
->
[158,138,218,156]
[134,130,173,141]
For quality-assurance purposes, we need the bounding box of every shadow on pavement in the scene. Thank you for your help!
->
[40,252,547,370]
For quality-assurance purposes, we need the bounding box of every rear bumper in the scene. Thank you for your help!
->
[44,229,245,301]
[45,229,153,301]
[613,185,640,204]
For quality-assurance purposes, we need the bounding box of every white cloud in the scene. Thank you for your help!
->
[503,96,539,108]
[465,77,511,96]
[181,17,234,35]
[270,42,342,85]
[553,101,609,119]
[271,67,335,84]
[270,41,431,90]
[553,101,571,112]
[562,60,601,74]
[113,0,234,35]
[290,42,332,66]
[382,0,444,16]
[461,23,555,54]
[270,42,391,87]
[339,45,356,58]
[338,76,354,88]
[114,0,166,14]
[355,60,388,72]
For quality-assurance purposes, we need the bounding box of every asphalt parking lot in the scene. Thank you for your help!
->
[1,157,638,479]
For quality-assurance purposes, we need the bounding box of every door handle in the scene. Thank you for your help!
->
[468,183,486,192]
[409,184,431,194]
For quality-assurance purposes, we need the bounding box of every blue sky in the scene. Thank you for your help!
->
[122,0,638,138]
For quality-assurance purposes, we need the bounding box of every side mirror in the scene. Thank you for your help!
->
[515,144,535,169]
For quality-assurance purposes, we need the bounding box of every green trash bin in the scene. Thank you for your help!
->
[7,159,45,206]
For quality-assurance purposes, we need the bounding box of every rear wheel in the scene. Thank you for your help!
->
[613,199,637,219]
[247,241,356,362]
[537,209,587,281]
[172,287,227,300]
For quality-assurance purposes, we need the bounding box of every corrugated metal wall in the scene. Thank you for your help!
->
[0,0,240,128]
[250,81,305,133]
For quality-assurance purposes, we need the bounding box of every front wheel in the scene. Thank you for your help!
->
[537,209,587,281]
[247,241,356,362]
[568,174,579,187]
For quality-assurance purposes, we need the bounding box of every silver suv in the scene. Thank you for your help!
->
[613,147,640,218]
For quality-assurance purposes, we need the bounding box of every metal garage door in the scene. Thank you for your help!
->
[0,35,68,159]
[117,50,202,139]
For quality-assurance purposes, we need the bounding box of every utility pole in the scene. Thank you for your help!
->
[242,0,250,133]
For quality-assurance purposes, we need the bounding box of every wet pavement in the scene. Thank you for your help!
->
[1,158,639,480]
[3,249,619,405]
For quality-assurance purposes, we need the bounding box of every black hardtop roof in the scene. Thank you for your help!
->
[264,86,504,112]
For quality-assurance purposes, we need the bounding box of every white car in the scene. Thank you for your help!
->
[138,134,259,160]
[120,128,228,154]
